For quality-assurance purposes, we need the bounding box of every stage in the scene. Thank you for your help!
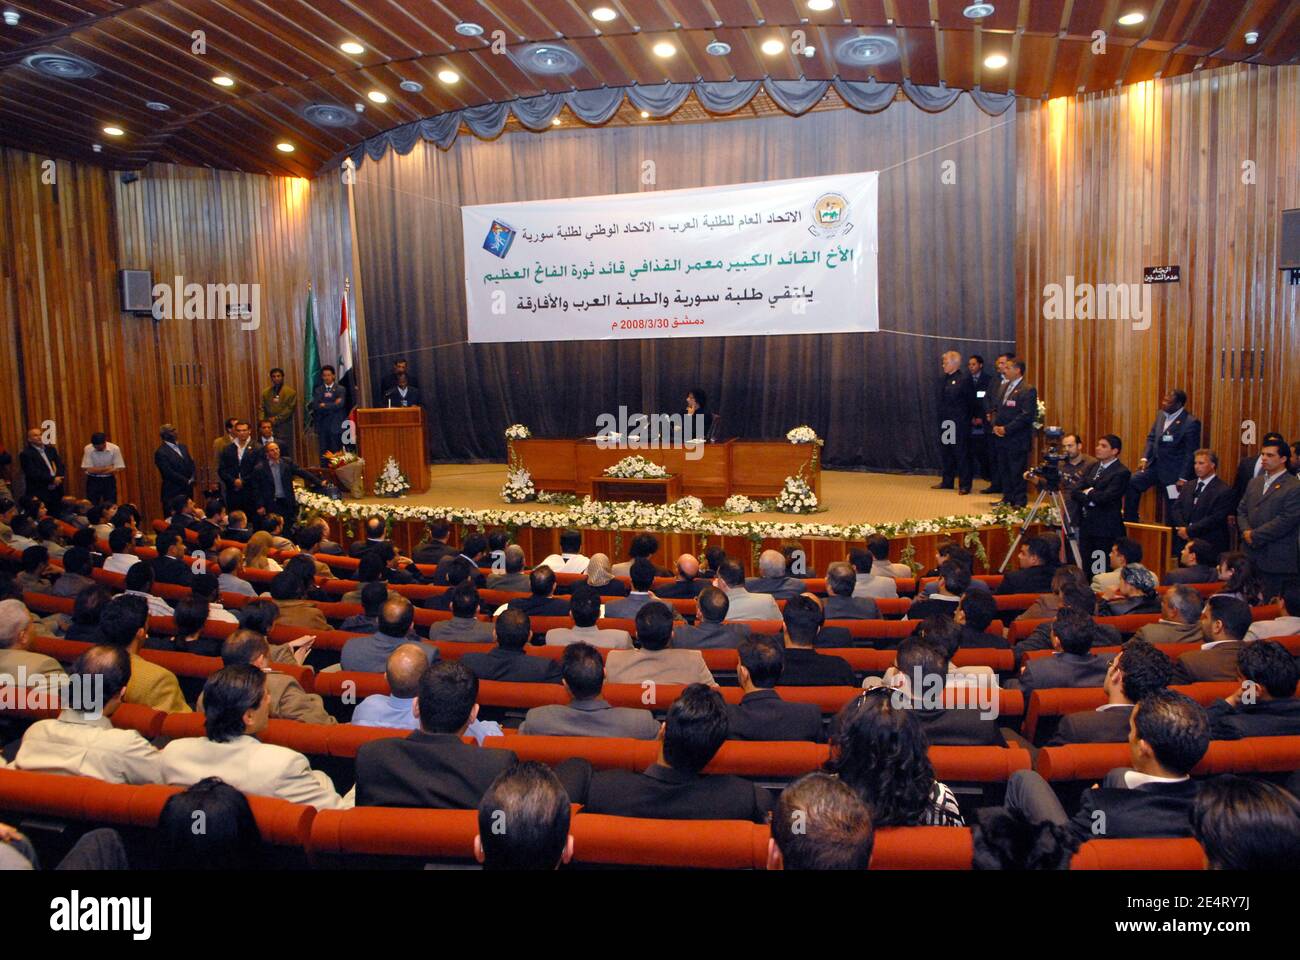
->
[345,463,1004,527]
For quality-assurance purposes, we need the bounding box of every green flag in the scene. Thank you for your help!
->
[303,289,321,427]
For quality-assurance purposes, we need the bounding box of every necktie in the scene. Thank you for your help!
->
[1193,481,1205,504]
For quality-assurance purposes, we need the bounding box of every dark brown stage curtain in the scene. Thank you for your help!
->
[352,99,1015,471]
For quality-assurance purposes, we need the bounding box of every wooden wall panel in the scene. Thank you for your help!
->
[1017,64,1300,522]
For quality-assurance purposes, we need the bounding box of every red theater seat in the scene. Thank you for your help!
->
[1071,838,1205,870]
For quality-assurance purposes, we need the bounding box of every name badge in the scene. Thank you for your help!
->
[1161,434,1173,442]
[976,390,986,398]
[1006,400,1016,407]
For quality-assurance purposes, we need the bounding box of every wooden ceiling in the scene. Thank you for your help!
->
[1,1,1296,178]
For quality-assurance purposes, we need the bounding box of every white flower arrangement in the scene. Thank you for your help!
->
[786,425,821,445]
[500,467,536,503]
[723,494,762,513]
[504,423,532,441]
[673,495,704,514]
[373,456,410,498]
[1034,399,1047,431]
[604,456,670,479]
[775,475,819,514]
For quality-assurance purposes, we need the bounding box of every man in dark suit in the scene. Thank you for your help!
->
[1124,389,1202,522]
[354,661,517,809]
[18,427,65,511]
[412,521,456,566]
[1229,432,1286,512]
[726,634,823,742]
[653,554,710,599]
[996,536,1059,595]
[989,358,1038,507]
[905,560,966,621]
[381,372,421,409]
[934,350,976,494]
[1017,608,1113,694]
[966,354,995,488]
[1161,539,1221,586]
[822,562,881,619]
[1072,434,1131,576]
[870,635,1004,746]
[583,684,775,822]
[217,420,261,515]
[377,358,418,398]
[248,441,319,527]
[1236,439,1300,598]
[1172,595,1253,684]
[460,609,561,684]
[311,365,347,457]
[150,530,195,587]
[347,517,395,559]
[1006,689,1209,840]
[979,353,1014,495]
[1171,449,1233,558]
[505,565,570,618]
[1048,639,1173,745]
[778,594,856,686]
[671,587,750,650]
[1206,640,1300,739]
[953,589,1010,648]
[604,558,679,621]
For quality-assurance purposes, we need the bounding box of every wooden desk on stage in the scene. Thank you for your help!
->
[516,439,819,504]
[356,407,429,495]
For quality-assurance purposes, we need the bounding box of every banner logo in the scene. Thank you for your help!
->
[483,220,517,258]
[808,192,853,238]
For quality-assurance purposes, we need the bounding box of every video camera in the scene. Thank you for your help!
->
[1025,426,1068,491]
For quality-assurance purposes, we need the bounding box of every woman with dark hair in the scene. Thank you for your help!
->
[823,690,964,827]
[156,777,263,870]
[237,598,280,636]
[684,387,715,442]
[66,585,112,642]
[1215,551,1265,607]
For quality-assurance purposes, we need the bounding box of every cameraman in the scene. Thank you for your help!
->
[1057,433,1097,526]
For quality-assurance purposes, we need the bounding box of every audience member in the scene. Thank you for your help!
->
[726,634,822,742]
[1191,776,1300,870]
[95,595,189,713]
[604,602,714,686]
[474,762,574,870]
[519,642,659,739]
[777,594,855,686]
[1048,639,1173,745]
[670,586,750,650]
[543,584,632,649]
[767,772,874,870]
[461,609,562,683]
[1205,641,1300,738]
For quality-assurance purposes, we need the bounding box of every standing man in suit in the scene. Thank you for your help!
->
[311,365,346,457]
[966,354,995,487]
[381,372,421,409]
[217,421,260,515]
[1171,449,1233,558]
[1229,432,1286,512]
[19,427,65,512]
[989,359,1037,508]
[153,423,195,516]
[377,358,418,397]
[1124,390,1202,522]
[1048,639,1173,745]
[980,353,1015,496]
[726,634,822,742]
[260,367,297,458]
[934,350,976,494]
[1072,434,1131,576]
[1236,439,1300,598]
[249,441,319,527]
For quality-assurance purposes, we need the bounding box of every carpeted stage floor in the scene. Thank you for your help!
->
[348,464,1001,525]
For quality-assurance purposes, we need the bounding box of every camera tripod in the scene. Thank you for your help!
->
[998,483,1083,572]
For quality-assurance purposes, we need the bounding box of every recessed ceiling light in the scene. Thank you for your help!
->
[706,40,731,56]
[399,79,423,93]
[437,69,459,83]
[276,142,295,153]
[653,41,676,58]
[761,38,785,56]
[808,0,833,11]
[1244,31,1259,45]
[3,9,19,26]
[456,22,484,37]
[639,110,649,118]
[145,101,170,111]
[803,45,816,57]
[102,125,124,137]
[963,2,996,18]
[213,75,235,87]
[367,90,388,103]
[984,53,1008,69]
[1117,12,1146,26]
[92,144,102,153]
[835,35,898,65]
[591,6,617,21]
[340,41,364,55]
[551,116,561,126]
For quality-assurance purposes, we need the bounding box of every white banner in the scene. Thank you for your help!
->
[462,171,878,343]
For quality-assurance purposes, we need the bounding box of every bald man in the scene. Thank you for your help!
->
[935,349,976,494]
[744,549,807,600]
[653,553,711,599]
[217,547,256,597]
[351,643,431,730]
[485,544,530,593]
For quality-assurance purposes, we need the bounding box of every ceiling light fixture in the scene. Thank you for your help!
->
[213,75,235,87]
[367,90,388,103]
[591,6,617,21]
[1117,12,1146,26]
[984,53,1008,68]
[340,41,364,55]
[1244,31,1259,45]
[640,110,649,118]
[102,125,124,137]
[145,101,170,111]
[808,0,833,11]
[761,38,785,55]
[3,9,19,26]
[803,45,816,58]
[706,40,731,56]
[653,41,676,58]
[276,142,295,153]
[399,79,423,93]
[437,69,459,83]
[963,3,995,18]
[455,22,484,37]
[551,116,561,126]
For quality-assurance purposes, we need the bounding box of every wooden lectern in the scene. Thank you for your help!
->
[356,407,429,494]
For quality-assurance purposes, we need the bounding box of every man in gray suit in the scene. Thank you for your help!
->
[603,558,675,621]
[1017,608,1113,695]
[847,548,899,599]
[1132,585,1204,646]
[519,642,660,739]
[545,585,632,649]
[745,549,806,600]
[1237,439,1300,598]
[485,545,530,593]
[822,562,881,619]
[672,587,751,649]
[426,584,496,643]
[714,561,781,622]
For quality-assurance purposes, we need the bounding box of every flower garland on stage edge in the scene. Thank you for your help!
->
[299,488,1054,544]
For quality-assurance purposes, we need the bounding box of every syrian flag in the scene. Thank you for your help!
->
[337,288,354,380]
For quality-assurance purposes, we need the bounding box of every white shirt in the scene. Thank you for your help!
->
[160,734,351,810]
[103,552,141,574]
[14,710,163,785]
[81,442,125,472]
[1245,615,1300,642]
[124,589,174,618]
[1161,407,1184,432]
[540,552,590,575]
[1261,469,1287,496]
[1123,770,1189,789]
[207,603,239,624]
